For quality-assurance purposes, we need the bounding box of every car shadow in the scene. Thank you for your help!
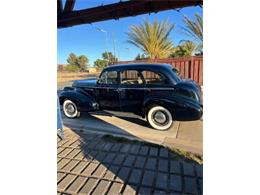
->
[90,110,150,128]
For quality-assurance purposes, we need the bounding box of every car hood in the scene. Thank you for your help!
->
[72,79,98,87]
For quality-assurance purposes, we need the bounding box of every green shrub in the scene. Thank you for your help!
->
[64,65,80,72]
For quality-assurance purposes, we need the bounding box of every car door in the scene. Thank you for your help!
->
[141,70,171,97]
[118,69,145,113]
[95,70,120,110]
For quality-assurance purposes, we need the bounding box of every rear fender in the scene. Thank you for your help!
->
[142,95,202,121]
[142,96,177,118]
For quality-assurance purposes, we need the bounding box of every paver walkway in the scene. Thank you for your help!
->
[57,129,202,195]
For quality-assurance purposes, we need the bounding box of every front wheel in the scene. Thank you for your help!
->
[147,106,173,130]
[63,99,80,118]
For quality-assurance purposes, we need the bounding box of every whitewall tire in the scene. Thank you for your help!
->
[147,106,173,130]
[63,99,80,118]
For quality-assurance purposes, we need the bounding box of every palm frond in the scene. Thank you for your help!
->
[126,18,175,59]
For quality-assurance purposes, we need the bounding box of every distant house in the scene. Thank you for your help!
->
[57,64,65,71]
[86,67,97,73]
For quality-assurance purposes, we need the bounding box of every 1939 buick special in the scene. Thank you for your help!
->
[59,63,203,130]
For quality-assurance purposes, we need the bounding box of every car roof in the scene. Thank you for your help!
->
[103,63,173,72]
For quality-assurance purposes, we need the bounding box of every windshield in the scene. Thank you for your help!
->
[172,68,182,82]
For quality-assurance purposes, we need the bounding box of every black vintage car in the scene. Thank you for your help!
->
[59,63,203,130]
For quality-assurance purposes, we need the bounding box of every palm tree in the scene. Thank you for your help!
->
[126,18,175,59]
[181,13,203,52]
[170,41,197,58]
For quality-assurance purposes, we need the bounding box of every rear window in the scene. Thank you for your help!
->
[141,70,166,85]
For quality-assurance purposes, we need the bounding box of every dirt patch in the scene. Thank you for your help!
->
[57,71,100,83]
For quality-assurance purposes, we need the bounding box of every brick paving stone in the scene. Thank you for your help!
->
[196,165,203,177]
[123,185,137,195]
[103,153,116,163]
[158,159,168,172]
[78,178,98,194]
[66,176,86,194]
[169,192,183,195]
[92,164,107,177]
[62,139,77,147]
[156,172,168,189]
[149,147,158,156]
[82,162,99,175]
[58,159,70,170]
[184,177,197,194]
[170,161,181,174]
[129,169,142,184]
[70,140,82,147]
[145,158,157,170]
[139,146,149,155]
[62,159,80,172]
[110,143,122,152]
[92,180,111,195]
[142,171,155,187]
[134,156,146,168]
[94,151,107,162]
[169,175,182,192]
[58,174,77,191]
[103,165,120,180]
[66,148,81,158]
[138,187,152,194]
[103,143,114,151]
[71,161,89,174]
[107,182,123,195]
[120,144,131,153]
[154,190,167,194]
[183,162,195,176]
[59,138,74,147]
[130,144,141,154]
[84,151,98,161]
[116,167,131,182]
[57,157,62,163]
[113,154,125,165]
[58,148,74,158]
[74,151,85,160]
[124,155,136,166]
[159,148,169,158]
[57,172,66,183]
[57,147,66,155]
[94,142,106,150]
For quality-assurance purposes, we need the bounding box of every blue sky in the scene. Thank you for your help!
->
[58,1,202,66]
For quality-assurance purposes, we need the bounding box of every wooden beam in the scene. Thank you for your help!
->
[58,0,202,28]
[57,0,63,14]
[63,0,76,13]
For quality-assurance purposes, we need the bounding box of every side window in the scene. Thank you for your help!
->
[99,71,118,84]
[142,70,166,85]
[121,70,144,85]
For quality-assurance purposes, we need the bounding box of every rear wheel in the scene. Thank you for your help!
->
[147,106,173,130]
[63,99,80,118]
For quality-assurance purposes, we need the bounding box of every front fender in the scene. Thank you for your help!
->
[59,88,98,112]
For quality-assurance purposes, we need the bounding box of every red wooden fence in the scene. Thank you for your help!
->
[112,56,203,86]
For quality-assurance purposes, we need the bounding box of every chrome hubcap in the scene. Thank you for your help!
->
[154,111,167,124]
[66,104,75,114]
